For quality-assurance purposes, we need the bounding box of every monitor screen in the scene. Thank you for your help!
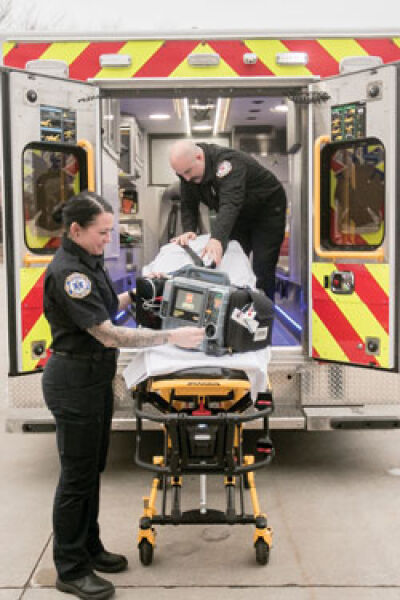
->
[172,288,204,322]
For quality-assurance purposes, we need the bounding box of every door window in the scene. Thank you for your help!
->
[23,142,88,252]
[320,138,385,250]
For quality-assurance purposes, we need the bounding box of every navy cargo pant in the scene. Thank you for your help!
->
[42,351,117,581]
[230,186,287,300]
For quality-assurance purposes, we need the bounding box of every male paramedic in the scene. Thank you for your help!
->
[169,140,287,300]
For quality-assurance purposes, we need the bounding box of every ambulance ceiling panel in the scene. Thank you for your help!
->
[120,96,287,135]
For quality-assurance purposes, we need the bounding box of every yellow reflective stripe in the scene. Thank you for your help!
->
[20,267,46,303]
[96,40,163,79]
[22,314,51,372]
[321,286,389,367]
[312,311,348,362]
[40,42,90,65]
[25,223,52,250]
[365,263,389,296]
[2,42,15,58]
[171,42,237,77]
[244,39,312,76]
[393,38,400,48]
[359,224,384,246]
[317,39,367,62]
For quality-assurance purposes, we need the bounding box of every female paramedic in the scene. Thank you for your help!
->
[42,191,204,600]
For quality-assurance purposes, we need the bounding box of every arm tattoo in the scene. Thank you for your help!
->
[87,320,171,349]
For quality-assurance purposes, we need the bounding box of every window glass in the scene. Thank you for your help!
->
[23,144,87,253]
[321,139,385,249]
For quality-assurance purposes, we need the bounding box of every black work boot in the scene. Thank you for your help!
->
[92,550,128,573]
[56,571,115,599]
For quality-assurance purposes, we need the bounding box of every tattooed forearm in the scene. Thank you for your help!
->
[87,320,171,349]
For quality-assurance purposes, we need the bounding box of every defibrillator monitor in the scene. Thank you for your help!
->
[159,266,274,356]
[161,272,232,355]
[172,288,204,322]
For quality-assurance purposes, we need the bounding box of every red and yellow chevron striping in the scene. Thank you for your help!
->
[4,38,400,80]
[20,268,51,372]
[312,263,390,368]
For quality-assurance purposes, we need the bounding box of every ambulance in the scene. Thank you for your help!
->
[2,35,400,432]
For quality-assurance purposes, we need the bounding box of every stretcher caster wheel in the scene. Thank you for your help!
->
[139,539,154,566]
[255,538,270,565]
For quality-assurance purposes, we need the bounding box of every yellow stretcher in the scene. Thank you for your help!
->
[134,366,274,566]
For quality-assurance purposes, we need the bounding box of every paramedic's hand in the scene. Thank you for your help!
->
[168,327,205,349]
[201,238,223,266]
[171,231,197,246]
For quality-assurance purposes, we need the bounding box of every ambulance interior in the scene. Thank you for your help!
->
[101,88,305,348]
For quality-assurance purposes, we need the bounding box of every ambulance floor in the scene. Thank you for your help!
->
[1,420,400,600]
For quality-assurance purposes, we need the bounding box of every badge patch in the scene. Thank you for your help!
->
[64,272,92,299]
[216,160,232,178]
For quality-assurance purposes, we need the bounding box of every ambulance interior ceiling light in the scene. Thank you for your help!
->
[192,124,213,131]
[149,114,171,120]
[183,98,191,136]
[189,103,215,110]
[270,104,288,113]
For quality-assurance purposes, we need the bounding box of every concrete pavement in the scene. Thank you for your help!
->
[1,423,400,599]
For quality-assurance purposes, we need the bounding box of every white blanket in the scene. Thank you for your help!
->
[143,235,256,289]
[123,345,270,401]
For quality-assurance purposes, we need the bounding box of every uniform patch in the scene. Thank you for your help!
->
[64,272,92,299]
[216,160,232,178]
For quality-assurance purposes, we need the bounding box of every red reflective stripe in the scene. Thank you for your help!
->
[257,447,272,453]
[208,40,274,76]
[282,39,340,77]
[312,347,321,358]
[134,41,198,77]
[335,264,389,334]
[355,38,400,64]
[69,42,126,80]
[37,349,51,368]
[312,275,370,364]
[4,43,51,69]
[21,272,45,338]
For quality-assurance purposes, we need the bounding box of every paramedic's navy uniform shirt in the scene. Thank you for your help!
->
[44,235,119,353]
[178,142,286,300]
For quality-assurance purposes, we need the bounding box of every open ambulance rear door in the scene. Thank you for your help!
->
[305,62,400,430]
[0,67,102,428]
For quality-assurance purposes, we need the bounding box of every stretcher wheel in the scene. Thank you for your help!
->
[139,539,154,566]
[255,538,270,565]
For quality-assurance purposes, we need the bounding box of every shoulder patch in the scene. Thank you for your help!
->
[64,272,92,299]
[216,160,232,178]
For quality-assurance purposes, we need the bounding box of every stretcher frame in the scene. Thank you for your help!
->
[134,371,274,566]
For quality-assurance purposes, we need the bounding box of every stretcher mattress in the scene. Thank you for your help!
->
[123,344,270,401]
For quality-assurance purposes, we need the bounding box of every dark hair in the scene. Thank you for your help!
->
[53,191,113,230]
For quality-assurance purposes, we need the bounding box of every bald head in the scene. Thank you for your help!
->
[169,140,205,183]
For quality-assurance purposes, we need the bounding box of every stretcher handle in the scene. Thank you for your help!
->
[135,404,273,423]
[77,139,95,192]
[313,134,384,260]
